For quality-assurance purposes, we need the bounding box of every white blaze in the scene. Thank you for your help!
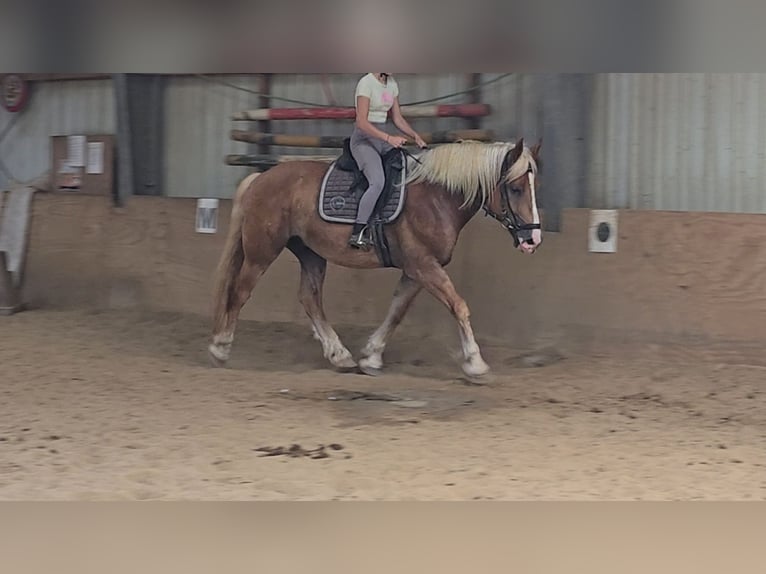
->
[528,171,542,245]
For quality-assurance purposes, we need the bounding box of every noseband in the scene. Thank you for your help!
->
[481,152,541,248]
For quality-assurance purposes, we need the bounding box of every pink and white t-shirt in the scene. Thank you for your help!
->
[355,73,399,124]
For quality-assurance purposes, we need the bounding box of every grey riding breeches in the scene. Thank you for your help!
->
[349,124,394,224]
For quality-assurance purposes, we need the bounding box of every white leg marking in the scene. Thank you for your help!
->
[459,327,489,377]
[311,321,355,368]
[209,332,234,362]
[360,330,386,371]
[360,277,420,371]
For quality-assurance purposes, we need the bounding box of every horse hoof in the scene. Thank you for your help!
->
[332,356,358,373]
[458,373,493,386]
[462,361,490,379]
[359,364,383,377]
[358,355,383,377]
[208,345,229,368]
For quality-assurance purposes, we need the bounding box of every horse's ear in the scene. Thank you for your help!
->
[508,137,524,165]
[531,138,543,171]
[531,138,542,159]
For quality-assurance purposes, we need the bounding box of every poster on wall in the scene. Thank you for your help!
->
[67,135,86,167]
[86,142,105,174]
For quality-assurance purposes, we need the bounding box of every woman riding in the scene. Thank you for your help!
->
[348,73,428,248]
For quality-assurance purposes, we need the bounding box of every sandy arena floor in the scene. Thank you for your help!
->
[1,308,765,500]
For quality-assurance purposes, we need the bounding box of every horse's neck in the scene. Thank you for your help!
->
[457,207,482,235]
[453,194,485,230]
[429,184,484,232]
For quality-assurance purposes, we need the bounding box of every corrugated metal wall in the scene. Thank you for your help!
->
[5,74,766,215]
[162,74,504,198]
[588,73,766,213]
[480,73,543,141]
[163,75,255,199]
[0,79,115,190]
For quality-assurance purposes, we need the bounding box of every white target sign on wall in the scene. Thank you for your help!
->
[588,209,618,253]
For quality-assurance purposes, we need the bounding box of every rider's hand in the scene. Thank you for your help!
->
[387,135,408,148]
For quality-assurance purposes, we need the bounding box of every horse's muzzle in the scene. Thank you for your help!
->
[516,227,542,253]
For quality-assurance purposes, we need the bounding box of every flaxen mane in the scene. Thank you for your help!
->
[405,140,538,207]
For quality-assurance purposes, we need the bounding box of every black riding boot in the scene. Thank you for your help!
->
[348,222,371,250]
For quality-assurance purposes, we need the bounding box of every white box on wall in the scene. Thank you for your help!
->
[196,198,219,234]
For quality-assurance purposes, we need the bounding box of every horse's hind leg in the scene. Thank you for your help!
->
[209,259,270,365]
[209,215,286,366]
[287,238,357,372]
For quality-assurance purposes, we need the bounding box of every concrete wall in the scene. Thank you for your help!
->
[20,194,766,352]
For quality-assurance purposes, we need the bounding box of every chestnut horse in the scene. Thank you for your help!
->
[209,138,542,378]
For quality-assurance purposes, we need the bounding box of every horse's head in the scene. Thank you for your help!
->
[484,138,543,254]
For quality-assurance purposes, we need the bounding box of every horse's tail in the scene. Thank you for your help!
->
[211,173,257,334]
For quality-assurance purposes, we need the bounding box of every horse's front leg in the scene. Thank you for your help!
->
[359,273,422,375]
[410,261,490,377]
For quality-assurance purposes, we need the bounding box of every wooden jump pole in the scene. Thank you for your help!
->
[466,73,483,131]
[256,74,272,157]
[231,103,491,121]
[230,129,496,148]
[225,154,336,169]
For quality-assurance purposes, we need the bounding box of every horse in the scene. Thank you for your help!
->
[208,137,543,378]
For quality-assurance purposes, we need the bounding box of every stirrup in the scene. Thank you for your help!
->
[348,227,371,250]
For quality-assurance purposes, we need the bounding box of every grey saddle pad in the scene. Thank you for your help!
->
[318,161,407,225]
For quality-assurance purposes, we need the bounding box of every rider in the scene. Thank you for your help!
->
[348,73,427,249]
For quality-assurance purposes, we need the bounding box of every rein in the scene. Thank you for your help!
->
[401,147,423,165]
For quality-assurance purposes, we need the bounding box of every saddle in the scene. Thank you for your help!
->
[335,137,405,215]
[317,138,408,268]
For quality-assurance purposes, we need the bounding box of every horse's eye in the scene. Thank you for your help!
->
[510,186,523,195]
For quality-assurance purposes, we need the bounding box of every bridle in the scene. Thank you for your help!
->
[481,151,541,248]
